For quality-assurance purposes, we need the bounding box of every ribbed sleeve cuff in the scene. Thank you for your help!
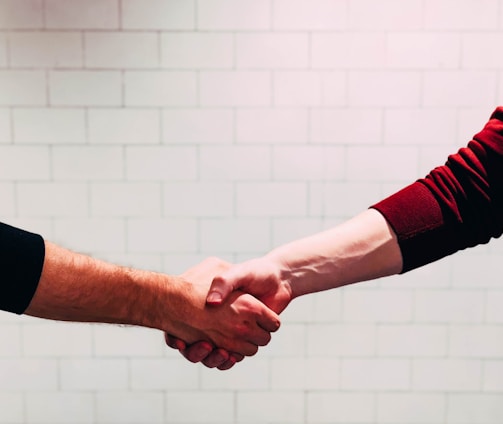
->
[0,222,45,314]
[371,182,456,273]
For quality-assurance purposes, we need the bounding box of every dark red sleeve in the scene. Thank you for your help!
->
[372,106,503,273]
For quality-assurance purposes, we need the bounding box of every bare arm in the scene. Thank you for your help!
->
[207,208,402,312]
[166,209,402,366]
[25,241,280,358]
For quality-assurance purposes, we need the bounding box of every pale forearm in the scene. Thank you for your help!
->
[267,209,403,298]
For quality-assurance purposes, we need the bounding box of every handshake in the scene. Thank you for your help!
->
[24,210,401,370]
[163,254,294,371]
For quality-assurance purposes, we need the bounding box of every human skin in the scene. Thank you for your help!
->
[166,208,403,367]
[24,241,281,360]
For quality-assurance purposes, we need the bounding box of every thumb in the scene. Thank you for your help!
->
[206,273,235,305]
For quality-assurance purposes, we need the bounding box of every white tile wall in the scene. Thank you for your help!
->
[1,0,503,423]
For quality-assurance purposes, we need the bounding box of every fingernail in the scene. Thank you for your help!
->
[207,292,222,303]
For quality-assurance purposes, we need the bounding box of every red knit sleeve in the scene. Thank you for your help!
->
[372,106,503,272]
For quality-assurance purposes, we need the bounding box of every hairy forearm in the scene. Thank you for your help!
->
[25,243,278,357]
[24,241,180,332]
[268,209,403,298]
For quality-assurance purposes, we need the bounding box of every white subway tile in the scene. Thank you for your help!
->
[377,393,445,424]
[423,71,496,107]
[238,392,304,423]
[0,359,58,390]
[450,252,502,288]
[311,108,383,144]
[273,146,344,181]
[341,358,410,390]
[60,358,128,390]
[125,71,196,106]
[307,324,376,356]
[321,71,347,106]
[200,71,271,106]
[270,358,310,390]
[449,325,503,358]
[0,183,15,217]
[309,182,381,218]
[96,392,163,424]
[342,288,414,323]
[201,358,269,390]
[18,182,88,217]
[236,33,309,69]
[126,146,197,181]
[122,0,195,30]
[414,290,485,323]
[127,218,197,253]
[0,109,11,143]
[49,71,121,106]
[486,290,503,322]
[93,182,159,217]
[166,392,234,423]
[307,392,375,423]
[200,146,271,181]
[0,146,50,181]
[161,32,232,69]
[53,218,125,253]
[200,218,270,253]
[274,71,321,106]
[312,33,386,69]
[272,218,323,247]
[236,108,308,143]
[9,31,82,68]
[0,70,46,106]
[412,359,482,391]
[483,360,503,391]
[236,182,307,217]
[26,392,94,423]
[346,146,420,182]
[163,109,233,144]
[377,324,448,357]
[349,0,423,30]
[93,325,165,357]
[425,0,499,30]
[463,33,503,68]
[387,33,460,69]
[45,0,119,29]
[349,71,422,107]
[0,0,43,29]
[85,32,159,69]
[0,324,21,356]
[0,33,5,66]
[52,146,124,181]
[0,393,23,423]
[23,322,93,357]
[262,324,306,357]
[197,0,270,30]
[131,358,198,390]
[91,182,161,217]
[14,108,86,144]
[199,146,271,182]
[384,108,458,146]
[163,182,233,217]
[447,394,503,424]
[89,109,160,144]
[274,0,347,30]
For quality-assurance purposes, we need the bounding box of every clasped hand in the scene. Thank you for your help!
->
[166,256,293,370]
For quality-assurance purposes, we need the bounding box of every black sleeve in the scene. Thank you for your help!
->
[0,222,45,314]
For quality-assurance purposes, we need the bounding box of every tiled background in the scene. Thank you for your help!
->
[1,0,503,423]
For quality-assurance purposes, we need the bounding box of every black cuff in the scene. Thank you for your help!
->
[0,222,45,314]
